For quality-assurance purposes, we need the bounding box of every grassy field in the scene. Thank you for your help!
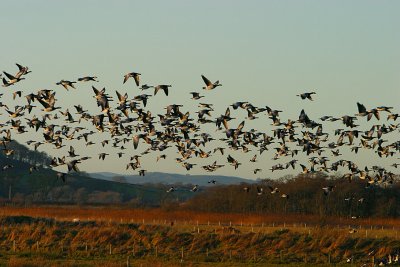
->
[0,205,399,266]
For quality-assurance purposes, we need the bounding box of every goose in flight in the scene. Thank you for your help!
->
[78,76,98,82]
[157,154,167,161]
[253,168,262,174]
[56,80,77,90]
[15,63,31,77]
[190,185,198,192]
[123,72,141,86]
[166,186,175,193]
[268,186,279,194]
[140,84,153,90]
[98,153,109,160]
[201,75,221,90]
[190,92,204,100]
[2,164,13,171]
[67,159,81,172]
[297,92,316,100]
[37,93,60,112]
[12,91,22,100]
[2,71,25,87]
[154,85,171,96]
[68,146,79,157]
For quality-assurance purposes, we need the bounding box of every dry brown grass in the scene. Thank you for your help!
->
[0,214,398,266]
[0,206,399,266]
[1,205,400,230]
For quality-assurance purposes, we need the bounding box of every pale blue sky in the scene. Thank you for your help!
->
[1,1,400,179]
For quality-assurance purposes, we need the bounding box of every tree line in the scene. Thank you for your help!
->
[184,173,400,218]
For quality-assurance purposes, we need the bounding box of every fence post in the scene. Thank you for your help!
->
[109,244,112,255]
[181,246,184,261]
[13,240,16,252]
[126,255,130,267]
[155,246,158,257]
[36,241,39,252]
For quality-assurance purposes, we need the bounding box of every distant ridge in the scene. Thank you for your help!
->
[89,171,257,186]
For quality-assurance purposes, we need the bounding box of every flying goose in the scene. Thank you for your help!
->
[2,72,25,87]
[297,92,316,100]
[190,92,204,100]
[201,75,221,90]
[154,85,171,96]
[123,72,141,86]
[67,159,81,172]
[56,80,77,90]
[140,84,153,90]
[68,146,79,157]
[253,168,262,174]
[98,152,109,160]
[15,63,31,77]
[166,186,175,193]
[190,185,198,192]
[268,186,279,194]
[78,76,98,82]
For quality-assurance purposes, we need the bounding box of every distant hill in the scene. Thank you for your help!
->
[0,141,191,205]
[89,171,256,186]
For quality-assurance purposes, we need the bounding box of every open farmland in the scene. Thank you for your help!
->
[0,206,399,266]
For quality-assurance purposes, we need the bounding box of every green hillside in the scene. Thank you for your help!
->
[0,142,190,206]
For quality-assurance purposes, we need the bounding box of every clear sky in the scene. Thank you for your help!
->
[1,1,400,179]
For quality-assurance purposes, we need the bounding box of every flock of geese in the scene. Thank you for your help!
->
[1,63,399,199]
